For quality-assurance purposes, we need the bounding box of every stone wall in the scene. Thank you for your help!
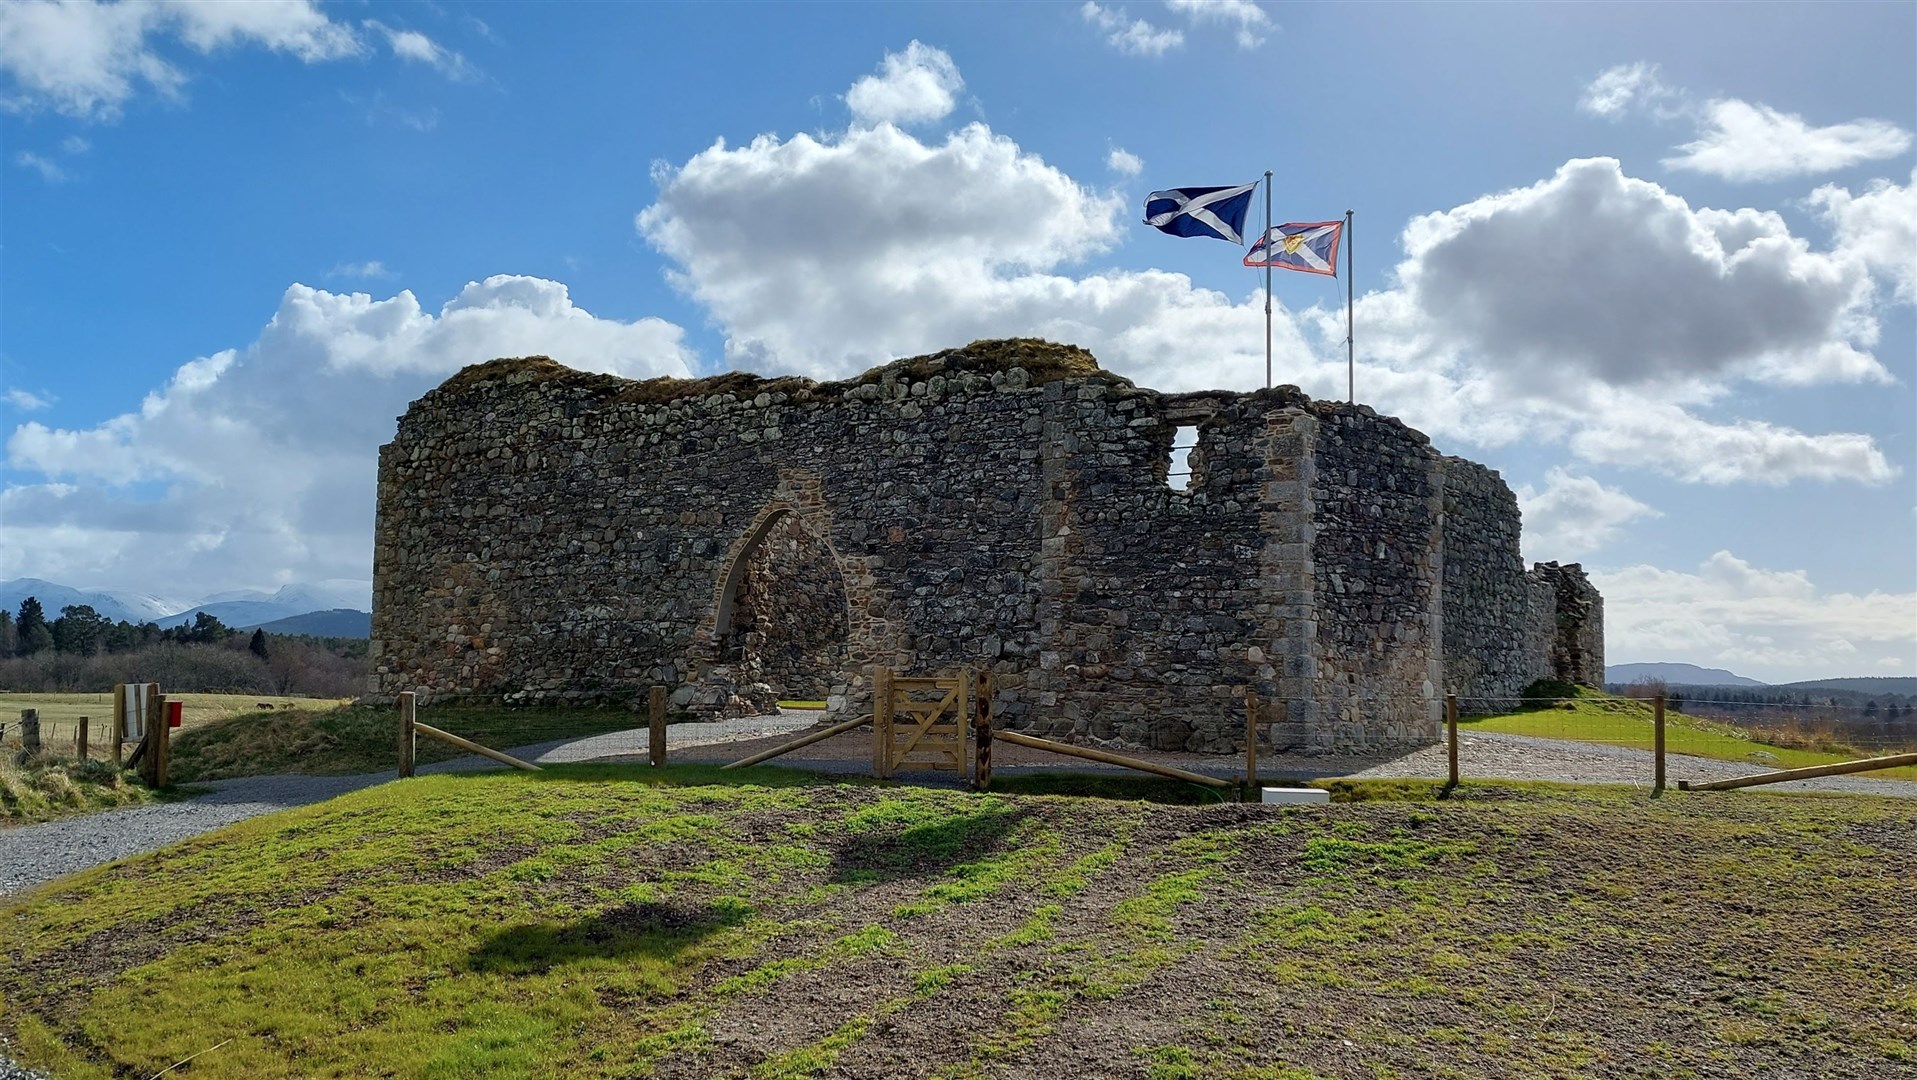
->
[1531,561,1606,688]
[371,338,1602,752]
[1439,458,1534,710]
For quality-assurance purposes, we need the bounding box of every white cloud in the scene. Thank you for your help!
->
[1107,146,1143,176]
[1163,0,1272,49]
[1516,469,1661,560]
[1809,169,1917,304]
[3,389,54,411]
[1,276,695,596]
[1578,62,1672,119]
[1392,157,1883,390]
[1594,551,1917,681]
[59,134,89,154]
[1563,395,1896,485]
[844,40,963,128]
[329,259,396,281]
[1666,99,1913,182]
[13,150,66,182]
[365,20,476,81]
[1082,2,1183,57]
[0,0,363,120]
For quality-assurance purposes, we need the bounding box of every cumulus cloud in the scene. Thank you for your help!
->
[1809,169,1917,304]
[1081,2,1183,57]
[844,40,963,127]
[1393,157,1883,390]
[1107,146,1143,176]
[1,276,695,596]
[1516,469,1660,560]
[0,0,361,119]
[1594,551,1917,681]
[1163,0,1273,49]
[1667,99,1913,182]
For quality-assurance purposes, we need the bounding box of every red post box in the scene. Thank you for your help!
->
[167,700,184,729]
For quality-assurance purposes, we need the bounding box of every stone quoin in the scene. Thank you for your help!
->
[370,339,1602,754]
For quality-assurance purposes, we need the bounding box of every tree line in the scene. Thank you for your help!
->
[0,597,366,697]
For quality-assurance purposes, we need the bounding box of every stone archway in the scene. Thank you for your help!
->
[682,469,876,718]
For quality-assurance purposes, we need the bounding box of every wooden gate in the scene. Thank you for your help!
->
[873,667,982,779]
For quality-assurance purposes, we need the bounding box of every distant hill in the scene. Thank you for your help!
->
[244,609,372,638]
[0,578,187,625]
[1779,677,1917,696]
[1605,662,1765,687]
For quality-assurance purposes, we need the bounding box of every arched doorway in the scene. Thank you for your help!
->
[708,503,853,707]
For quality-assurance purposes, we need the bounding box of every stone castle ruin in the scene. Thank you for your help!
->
[371,339,1602,753]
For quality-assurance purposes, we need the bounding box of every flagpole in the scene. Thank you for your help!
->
[1345,208,1355,403]
[1263,171,1273,390]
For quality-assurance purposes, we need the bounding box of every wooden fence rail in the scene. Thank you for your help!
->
[1678,751,1917,792]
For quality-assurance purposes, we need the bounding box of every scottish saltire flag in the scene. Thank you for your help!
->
[1245,220,1344,276]
[1143,183,1259,245]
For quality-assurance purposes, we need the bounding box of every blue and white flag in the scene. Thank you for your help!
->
[1244,220,1344,276]
[1143,183,1259,245]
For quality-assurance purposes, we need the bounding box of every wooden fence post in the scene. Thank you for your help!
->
[1653,694,1666,796]
[649,686,667,768]
[398,691,416,778]
[872,667,895,780]
[972,669,992,792]
[143,693,171,788]
[1244,692,1259,801]
[1444,694,1460,792]
[18,709,40,759]
[77,716,89,761]
[112,684,126,768]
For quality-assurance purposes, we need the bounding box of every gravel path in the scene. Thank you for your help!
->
[0,712,813,899]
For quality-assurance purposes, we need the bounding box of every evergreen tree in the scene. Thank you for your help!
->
[15,597,48,657]
[0,610,13,657]
[51,604,111,656]
[249,627,271,661]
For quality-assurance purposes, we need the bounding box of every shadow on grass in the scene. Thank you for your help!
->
[830,804,1027,884]
[472,899,751,974]
[441,762,867,789]
[989,772,1228,805]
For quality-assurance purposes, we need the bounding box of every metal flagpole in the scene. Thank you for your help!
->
[1345,209,1355,403]
[1264,171,1273,389]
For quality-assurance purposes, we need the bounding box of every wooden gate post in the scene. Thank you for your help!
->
[972,669,992,792]
[143,693,171,788]
[398,692,417,778]
[872,667,895,780]
[649,685,667,768]
[76,716,89,761]
[18,709,40,759]
[1652,694,1666,796]
[1444,694,1460,792]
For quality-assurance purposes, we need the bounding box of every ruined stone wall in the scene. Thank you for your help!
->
[1439,458,1534,710]
[1531,562,1605,687]
[372,339,1601,752]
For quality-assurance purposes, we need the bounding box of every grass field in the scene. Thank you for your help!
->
[2,768,1912,1079]
[0,692,351,760]
[1463,694,1917,780]
[0,757,162,825]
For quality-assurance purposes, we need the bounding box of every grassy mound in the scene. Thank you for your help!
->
[167,704,648,783]
[0,756,158,825]
[3,768,1913,1078]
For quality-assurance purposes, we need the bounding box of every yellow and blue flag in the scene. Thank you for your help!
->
[1244,220,1344,276]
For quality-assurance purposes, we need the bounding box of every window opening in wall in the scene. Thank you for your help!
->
[1167,425,1200,491]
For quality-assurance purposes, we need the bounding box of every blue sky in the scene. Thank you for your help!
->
[1,0,1912,682]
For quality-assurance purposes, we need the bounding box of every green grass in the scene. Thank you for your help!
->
[3,768,1913,1079]
[167,703,652,782]
[1464,693,1917,780]
[0,755,167,824]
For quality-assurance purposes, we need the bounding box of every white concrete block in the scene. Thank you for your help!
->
[1261,786,1331,805]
